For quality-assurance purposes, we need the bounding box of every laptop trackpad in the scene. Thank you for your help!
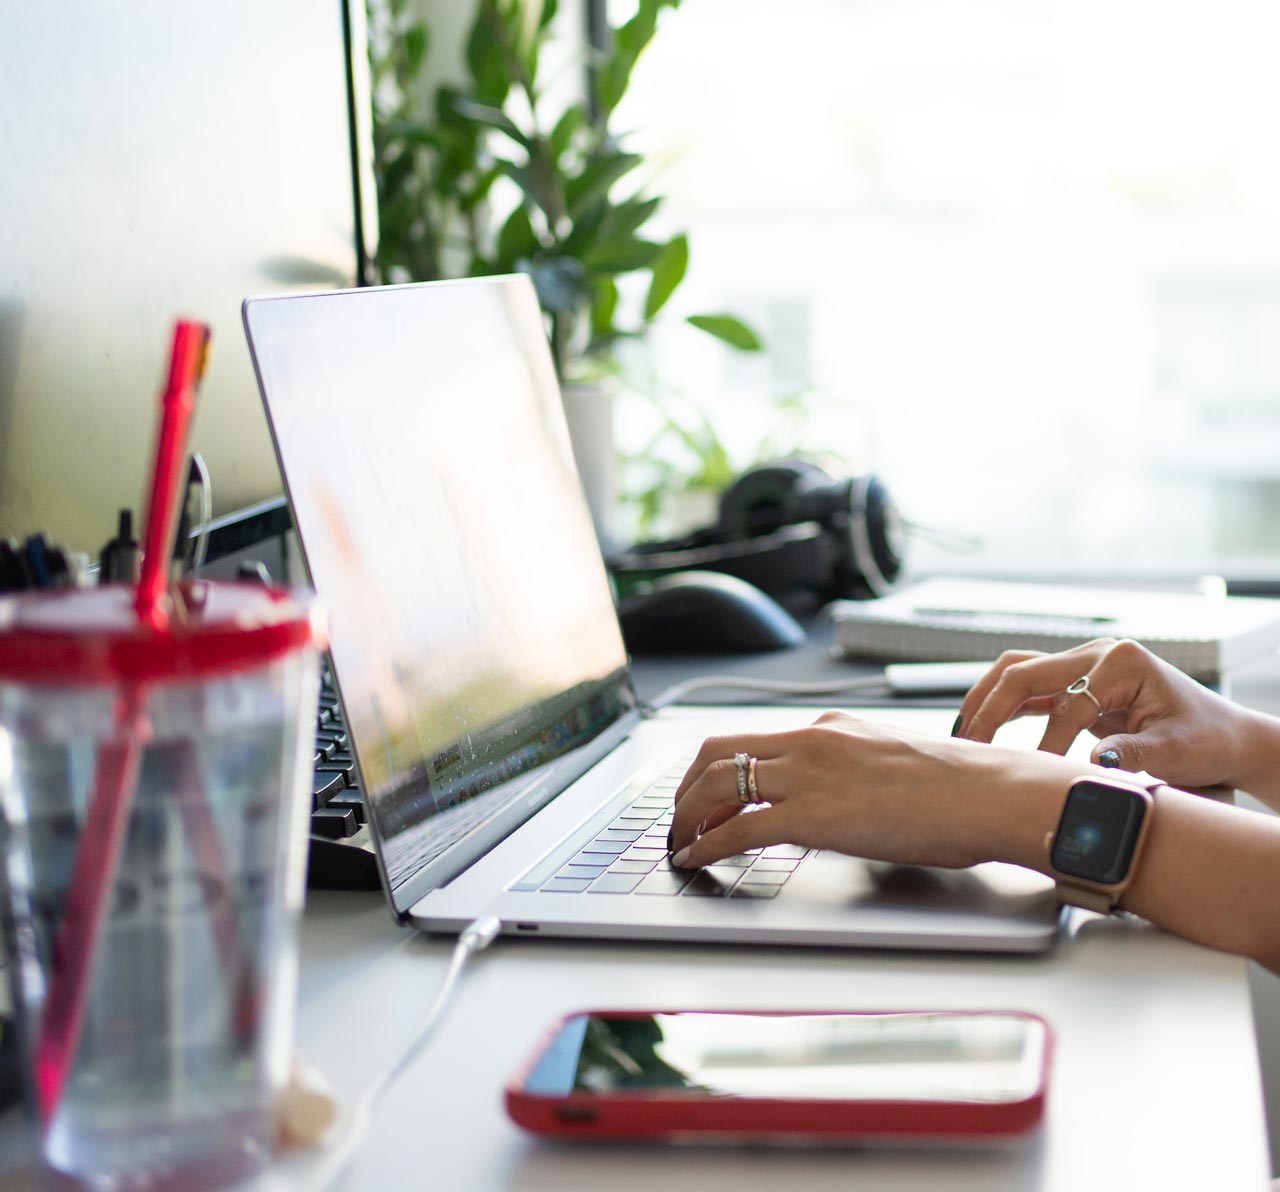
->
[779,853,1056,918]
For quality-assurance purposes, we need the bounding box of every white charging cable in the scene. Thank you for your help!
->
[308,915,503,1189]
[649,660,993,710]
[649,673,890,710]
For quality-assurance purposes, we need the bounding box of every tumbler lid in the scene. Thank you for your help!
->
[0,581,325,685]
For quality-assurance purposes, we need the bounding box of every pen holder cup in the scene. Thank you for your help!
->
[0,581,325,1189]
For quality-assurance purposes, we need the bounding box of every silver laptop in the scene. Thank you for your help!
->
[242,275,1062,953]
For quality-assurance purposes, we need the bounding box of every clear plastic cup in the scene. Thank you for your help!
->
[0,580,324,1189]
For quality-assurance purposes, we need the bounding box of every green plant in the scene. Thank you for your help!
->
[369,0,760,380]
[620,388,830,536]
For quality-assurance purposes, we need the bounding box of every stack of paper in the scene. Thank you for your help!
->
[828,577,1280,681]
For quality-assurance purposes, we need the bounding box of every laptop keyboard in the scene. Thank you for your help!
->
[305,667,380,888]
[527,762,813,900]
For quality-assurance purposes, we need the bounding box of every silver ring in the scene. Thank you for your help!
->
[746,756,761,804]
[734,752,750,804]
[1066,674,1104,717]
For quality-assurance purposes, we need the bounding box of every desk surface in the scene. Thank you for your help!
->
[1,643,1274,1190]
[263,892,1269,1192]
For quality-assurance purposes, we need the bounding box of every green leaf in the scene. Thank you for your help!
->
[537,0,559,30]
[590,278,620,341]
[583,235,664,273]
[496,205,539,266]
[450,97,530,149]
[600,194,662,241]
[564,150,642,218]
[643,234,688,320]
[549,104,585,162]
[594,0,682,117]
[466,4,510,105]
[686,314,763,351]
[403,24,428,77]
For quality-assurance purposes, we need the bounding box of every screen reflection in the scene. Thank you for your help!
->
[250,279,635,896]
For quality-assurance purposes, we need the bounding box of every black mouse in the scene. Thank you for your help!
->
[617,570,806,655]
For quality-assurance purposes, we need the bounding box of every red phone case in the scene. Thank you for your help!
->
[505,1008,1051,1143]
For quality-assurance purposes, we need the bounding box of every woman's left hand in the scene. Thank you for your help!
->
[668,711,1080,872]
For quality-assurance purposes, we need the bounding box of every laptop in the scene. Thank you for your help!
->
[242,275,1063,952]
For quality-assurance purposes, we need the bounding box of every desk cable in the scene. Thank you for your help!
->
[309,914,503,1189]
[648,673,891,711]
[646,660,991,711]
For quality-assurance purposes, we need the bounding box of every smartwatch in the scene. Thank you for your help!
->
[1045,776,1161,913]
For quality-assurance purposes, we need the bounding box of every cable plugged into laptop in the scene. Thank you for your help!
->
[287,915,503,1187]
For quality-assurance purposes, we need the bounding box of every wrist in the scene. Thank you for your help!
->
[960,744,1083,873]
[1229,707,1280,802]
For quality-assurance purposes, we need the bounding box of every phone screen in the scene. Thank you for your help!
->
[523,1011,1047,1104]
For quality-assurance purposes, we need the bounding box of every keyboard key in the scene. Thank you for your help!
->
[751,858,799,872]
[681,870,740,897]
[762,845,809,860]
[612,815,658,829]
[589,873,644,894]
[739,868,790,886]
[595,828,645,844]
[609,858,657,874]
[326,790,366,824]
[635,869,695,896]
[312,769,347,807]
[311,807,357,839]
[541,877,593,893]
[731,882,783,899]
[559,864,609,880]
[709,854,754,868]
[578,840,628,857]
[621,846,669,863]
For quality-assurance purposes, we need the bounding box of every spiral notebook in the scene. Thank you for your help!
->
[828,577,1280,681]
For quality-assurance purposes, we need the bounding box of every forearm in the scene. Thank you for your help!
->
[972,750,1280,974]
[1119,786,1280,972]
[1227,706,1280,812]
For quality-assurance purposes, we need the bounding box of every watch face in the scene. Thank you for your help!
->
[1050,779,1149,885]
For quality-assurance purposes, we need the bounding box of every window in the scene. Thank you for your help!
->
[609,0,1280,579]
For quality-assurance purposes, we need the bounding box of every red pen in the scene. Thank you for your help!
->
[35,319,212,1124]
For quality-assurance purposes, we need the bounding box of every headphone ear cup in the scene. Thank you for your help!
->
[834,474,904,598]
[611,459,906,606]
[718,460,832,534]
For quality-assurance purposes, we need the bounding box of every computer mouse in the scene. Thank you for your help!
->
[617,570,806,655]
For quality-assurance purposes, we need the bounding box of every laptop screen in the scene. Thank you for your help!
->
[244,277,638,903]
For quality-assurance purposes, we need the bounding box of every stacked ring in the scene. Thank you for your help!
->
[746,756,761,804]
[733,752,750,805]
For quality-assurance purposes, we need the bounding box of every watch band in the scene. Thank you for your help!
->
[1053,881,1123,914]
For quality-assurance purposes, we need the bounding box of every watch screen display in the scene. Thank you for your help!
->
[1050,780,1148,885]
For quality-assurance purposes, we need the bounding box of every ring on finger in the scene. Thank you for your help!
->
[1065,674,1104,718]
[746,756,762,804]
[734,752,750,804]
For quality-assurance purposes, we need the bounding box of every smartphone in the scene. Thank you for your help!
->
[506,1008,1051,1143]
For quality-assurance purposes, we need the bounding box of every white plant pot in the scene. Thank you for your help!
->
[560,380,617,549]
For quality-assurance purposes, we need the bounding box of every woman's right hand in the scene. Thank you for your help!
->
[955,637,1280,799]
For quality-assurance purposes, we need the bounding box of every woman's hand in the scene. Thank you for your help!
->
[668,712,1081,871]
[955,637,1280,799]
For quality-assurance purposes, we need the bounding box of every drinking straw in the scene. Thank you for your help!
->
[34,320,211,1124]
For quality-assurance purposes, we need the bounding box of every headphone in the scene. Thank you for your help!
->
[608,459,905,605]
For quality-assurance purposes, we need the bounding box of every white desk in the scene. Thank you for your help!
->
[1,652,1275,1189]
[255,890,1269,1192]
